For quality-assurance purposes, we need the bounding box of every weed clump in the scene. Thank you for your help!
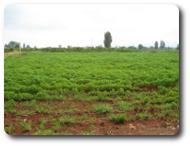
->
[136,112,151,120]
[20,121,32,132]
[92,104,112,114]
[109,114,126,124]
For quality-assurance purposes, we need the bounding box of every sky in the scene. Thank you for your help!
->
[3,4,179,48]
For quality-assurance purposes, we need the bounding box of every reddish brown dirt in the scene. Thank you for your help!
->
[4,112,179,135]
[4,100,179,135]
[139,85,158,92]
[94,118,179,135]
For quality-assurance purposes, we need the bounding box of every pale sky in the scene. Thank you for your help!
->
[4,4,179,48]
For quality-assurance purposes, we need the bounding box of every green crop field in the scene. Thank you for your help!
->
[4,50,179,135]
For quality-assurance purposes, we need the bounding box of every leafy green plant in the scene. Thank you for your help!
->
[34,129,55,135]
[109,114,126,124]
[35,106,46,113]
[36,91,49,100]
[52,119,61,130]
[5,125,14,134]
[96,95,109,101]
[136,112,151,120]
[26,99,37,108]
[4,50,179,135]
[39,119,46,130]
[16,92,33,101]
[20,121,32,132]
[92,104,112,114]
[117,101,134,111]
[4,91,15,100]
[5,99,16,113]
[59,116,76,126]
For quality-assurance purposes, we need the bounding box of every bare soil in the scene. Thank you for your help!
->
[4,100,179,135]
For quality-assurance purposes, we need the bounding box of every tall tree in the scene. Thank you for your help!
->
[23,43,25,49]
[160,40,165,49]
[138,44,143,49]
[154,41,158,49]
[7,41,20,49]
[104,31,112,48]
[26,45,31,48]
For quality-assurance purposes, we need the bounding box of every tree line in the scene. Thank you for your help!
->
[4,31,179,52]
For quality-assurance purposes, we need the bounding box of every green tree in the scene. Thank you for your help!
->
[23,43,25,49]
[160,40,165,49]
[26,45,31,49]
[4,44,8,49]
[138,44,143,49]
[104,31,112,48]
[7,41,20,49]
[154,41,158,49]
